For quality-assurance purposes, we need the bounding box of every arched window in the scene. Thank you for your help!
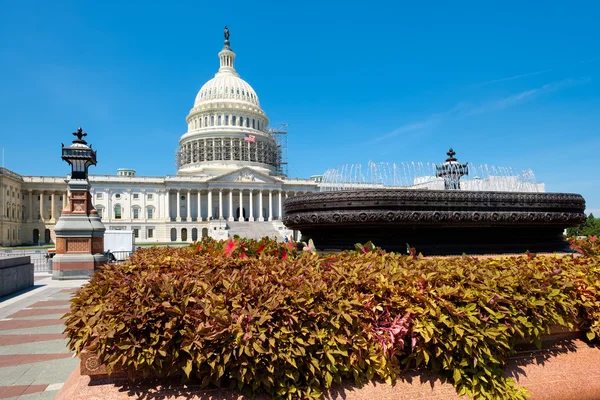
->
[96,206,104,219]
[239,117,243,127]
[252,119,255,129]
[211,116,215,126]
[225,115,229,125]
[232,116,236,126]
[147,206,155,219]
[246,118,249,127]
[218,115,222,126]
[114,204,122,219]
[204,117,208,126]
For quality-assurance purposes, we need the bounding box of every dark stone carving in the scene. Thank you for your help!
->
[283,189,586,255]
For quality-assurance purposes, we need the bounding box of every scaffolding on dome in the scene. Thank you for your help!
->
[267,123,289,177]
[175,149,182,170]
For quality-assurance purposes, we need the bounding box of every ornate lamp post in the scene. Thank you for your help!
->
[52,128,106,280]
[435,148,469,190]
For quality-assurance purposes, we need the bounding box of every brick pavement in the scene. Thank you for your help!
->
[0,275,87,400]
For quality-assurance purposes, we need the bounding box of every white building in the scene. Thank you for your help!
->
[0,33,319,246]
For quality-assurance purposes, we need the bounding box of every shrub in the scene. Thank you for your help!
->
[568,235,600,256]
[64,239,600,400]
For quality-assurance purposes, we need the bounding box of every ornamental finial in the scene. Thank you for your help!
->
[446,148,457,162]
[224,26,230,42]
[72,127,88,143]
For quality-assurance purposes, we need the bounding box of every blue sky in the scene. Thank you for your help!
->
[1,1,599,213]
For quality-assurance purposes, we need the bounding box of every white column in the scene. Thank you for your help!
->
[187,190,191,221]
[27,190,32,222]
[106,190,112,220]
[176,191,182,221]
[127,189,132,221]
[207,189,213,220]
[142,189,147,221]
[258,190,264,222]
[197,190,202,221]
[268,190,273,221]
[228,191,233,221]
[218,190,223,220]
[249,190,254,221]
[62,190,67,211]
[278,190,282,220]
[238,189,243,221]
[165,190,170,221]
[50,192,56,221]
[39,191,44,221]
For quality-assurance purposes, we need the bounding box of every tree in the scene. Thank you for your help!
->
[567,213,600,237]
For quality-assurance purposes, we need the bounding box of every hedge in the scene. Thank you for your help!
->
[64,237,600,399]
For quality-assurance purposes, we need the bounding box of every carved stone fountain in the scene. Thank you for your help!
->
[283,150,586,254]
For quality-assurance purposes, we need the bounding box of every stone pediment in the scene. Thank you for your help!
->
[208,168,281,184]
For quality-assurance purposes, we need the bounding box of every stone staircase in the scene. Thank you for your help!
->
[226,221,285,240]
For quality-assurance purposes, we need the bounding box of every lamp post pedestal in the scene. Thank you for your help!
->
[52,128,107,280]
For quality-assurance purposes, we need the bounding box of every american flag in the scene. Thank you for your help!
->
[244,134,256,143]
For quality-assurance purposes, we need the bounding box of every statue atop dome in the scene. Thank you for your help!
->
[224,26,230,41]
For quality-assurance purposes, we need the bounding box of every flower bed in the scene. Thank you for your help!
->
[64,237,600,400]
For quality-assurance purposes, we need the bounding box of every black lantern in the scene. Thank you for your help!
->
[61,127,97,180]
[435,148,469,190]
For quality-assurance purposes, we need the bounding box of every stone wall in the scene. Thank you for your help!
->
[0,256,34,297]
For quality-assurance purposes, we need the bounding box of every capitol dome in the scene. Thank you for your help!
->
[194,71,260,108]
[177,30,280,177]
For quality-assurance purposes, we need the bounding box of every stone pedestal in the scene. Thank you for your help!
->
[53,178,107,280]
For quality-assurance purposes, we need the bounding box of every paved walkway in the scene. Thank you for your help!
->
[0,274,87,400]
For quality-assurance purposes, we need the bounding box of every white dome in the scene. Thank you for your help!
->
[194,74,260,107]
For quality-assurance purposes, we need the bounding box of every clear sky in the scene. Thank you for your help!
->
[1,1,599,213]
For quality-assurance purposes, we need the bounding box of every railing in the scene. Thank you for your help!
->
[0,250,52,273]
[104,250,135,263]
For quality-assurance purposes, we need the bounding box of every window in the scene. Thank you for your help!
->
[97,207,103,219]
[114,204,122,219]
[252,119,255,129]
[211,116,214,126]
[225,115,229,125]
[147,228,153,238]
[232,116,237,125]
[218,115,222,125]
[115,193,121,200]
[48,196,51,201]
[147,207,153,219]
[246,118,249,127]
[147,193,154,200]
[133,207,139,219]
[96,193,103,199]
[133,193,139,199]
[180,195,185,201]
[133,229,139,238]
[60,196,63,201]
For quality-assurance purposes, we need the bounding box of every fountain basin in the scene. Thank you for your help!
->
[283,189,587,255]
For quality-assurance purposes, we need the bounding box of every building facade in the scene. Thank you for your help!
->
[0,34,319,246]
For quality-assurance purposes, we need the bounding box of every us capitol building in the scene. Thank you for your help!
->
[0,29,321,246]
